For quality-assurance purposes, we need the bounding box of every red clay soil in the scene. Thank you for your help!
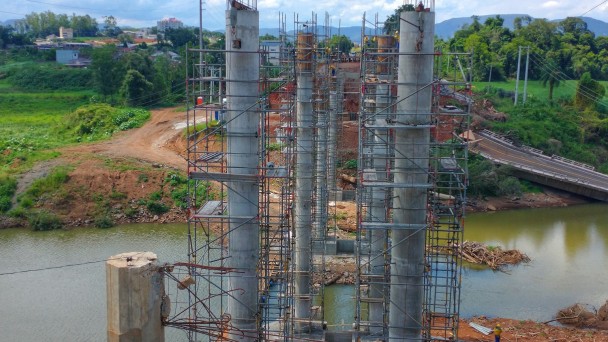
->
[459,316,608,341]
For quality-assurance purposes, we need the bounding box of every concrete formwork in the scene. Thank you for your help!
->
[390,9,435,340]
[225,6,260,339]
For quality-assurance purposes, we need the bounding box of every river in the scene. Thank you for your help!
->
[0,204,607,340]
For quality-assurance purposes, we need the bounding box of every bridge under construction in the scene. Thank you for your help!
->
[162,0,471,340]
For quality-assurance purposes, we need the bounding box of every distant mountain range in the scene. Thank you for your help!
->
[434,14,608,39]
[259,15,608,43]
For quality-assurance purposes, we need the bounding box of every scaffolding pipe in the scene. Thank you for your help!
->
[294,32,314,327]
[314,87,328,240]
[391,9,435,341]
[369,35,394,336]
[225,6,260,340]
[328,88,338,193]
[327,71,343,194]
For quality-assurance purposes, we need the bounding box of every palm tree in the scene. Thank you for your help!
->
[541,59,562,100]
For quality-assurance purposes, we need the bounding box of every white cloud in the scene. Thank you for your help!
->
[541,1,560,9]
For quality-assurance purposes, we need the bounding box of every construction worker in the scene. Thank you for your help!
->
[493,323,502,342]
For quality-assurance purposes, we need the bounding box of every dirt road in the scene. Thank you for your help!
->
[65,107,188,170]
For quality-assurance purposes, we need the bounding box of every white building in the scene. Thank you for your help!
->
[59,27,73,39]
[260,40,282,66]
[157,18,184,33]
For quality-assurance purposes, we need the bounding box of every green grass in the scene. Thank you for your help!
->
[0,80,94,174]
[0,77,150,176]
[474,79,585,102]
[0,175,17,212]
[17,166,71,208]
[183,120,220,138]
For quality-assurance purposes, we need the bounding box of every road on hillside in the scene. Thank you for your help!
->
[471,130,608,193]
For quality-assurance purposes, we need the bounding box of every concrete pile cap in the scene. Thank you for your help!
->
[107,252,158,267]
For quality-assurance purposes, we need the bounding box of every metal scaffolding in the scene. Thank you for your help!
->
[291,14,329,338]
[355,1,468,340]
[165,1,297,340]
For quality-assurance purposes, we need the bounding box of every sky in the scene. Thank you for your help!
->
[1,0,608,30]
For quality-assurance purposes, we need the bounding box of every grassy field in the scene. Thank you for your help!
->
[474,80,578,101]
[474,79,608,104]
[0,79,94,174]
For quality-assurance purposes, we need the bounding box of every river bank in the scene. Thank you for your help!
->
[2,107,607,341]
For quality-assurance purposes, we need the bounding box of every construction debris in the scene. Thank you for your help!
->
[556,301,608,330]
[433,241,530,270]
[339,173,357,185]
[468,321,492,335]
[460,241,530,270]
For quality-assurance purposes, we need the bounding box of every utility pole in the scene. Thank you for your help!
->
[514,46,522,105]
[523,46,530,104]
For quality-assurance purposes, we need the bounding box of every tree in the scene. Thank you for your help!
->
[260,33,278,40]
[468,158,498,197]
[540,59,562,100]
[91,45,123,101]
[102,15,122,38]
[25,11,68,37]
[122,51,153,80]
[0,25,10,48]
[121,70,153,106]
[575,72,605,109]
[70,14,98,37]
[117,33,134,45]
[327,35,354,54]
[383,4,414,34]
[164,27,197,48]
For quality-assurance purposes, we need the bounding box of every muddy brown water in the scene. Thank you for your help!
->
[0,203,607,340]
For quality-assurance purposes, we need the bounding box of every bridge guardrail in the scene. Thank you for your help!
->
[479,130,596,172]
[474,150,608,192]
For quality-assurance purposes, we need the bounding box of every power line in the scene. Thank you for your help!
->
[0,252,164,276]
[528,53,608,108]
[580,0,608,17]
[0,10,26,16]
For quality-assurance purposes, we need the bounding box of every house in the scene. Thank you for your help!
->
[56,48,91,67]
[59,27,73,39]
[56,49,79,64]
[151,50,181,62]
[260,40,282,66]
[157,18,184,33]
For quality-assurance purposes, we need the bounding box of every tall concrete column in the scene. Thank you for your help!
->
[225,5,260,340]
[107,252,164,342]
[390,8,434,340]
[294,32,314,327]
[369,35,394,335]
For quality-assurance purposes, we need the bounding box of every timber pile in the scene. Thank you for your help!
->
[556,301,608,329]
[457,241,530,270]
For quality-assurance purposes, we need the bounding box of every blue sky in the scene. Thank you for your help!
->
[1,0,607,30]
